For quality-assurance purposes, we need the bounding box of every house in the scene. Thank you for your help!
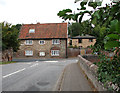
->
[68,35,96,48]
[18,23,67,58]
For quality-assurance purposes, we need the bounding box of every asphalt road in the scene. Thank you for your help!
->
[2,58,78,91]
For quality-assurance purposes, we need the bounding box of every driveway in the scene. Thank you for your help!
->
[2,58,78,91]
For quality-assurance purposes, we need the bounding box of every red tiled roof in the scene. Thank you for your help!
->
[19,23,67,39]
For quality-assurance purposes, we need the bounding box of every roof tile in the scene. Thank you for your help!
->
[19,23,67,39]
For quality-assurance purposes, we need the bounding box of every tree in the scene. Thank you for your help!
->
[57,0,120,91]
[68,20,93,37]
[68,23,82,36]
[2,22,20,52]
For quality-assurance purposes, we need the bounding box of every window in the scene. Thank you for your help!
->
[39,52,45,56]
[51,50,59,56]
[29,29,35,33]
[52,39,60,44]
[25,40,33,45]
[25,50,33,56]
[89,39,93,42]
[70,40,72,45]
[39,40,45,45]
[78,39,82,43]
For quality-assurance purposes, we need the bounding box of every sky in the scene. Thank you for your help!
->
[0,0,112,25]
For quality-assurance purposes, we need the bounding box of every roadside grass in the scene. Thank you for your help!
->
[0,61,16,65]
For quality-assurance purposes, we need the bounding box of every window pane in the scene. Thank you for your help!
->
[39,40,45,45]
[52,39,60,44]
[26,40,32,45]
[29,29,35,33]
[40,52,45,56]
[51,50,59,56]
[25,50,33,56]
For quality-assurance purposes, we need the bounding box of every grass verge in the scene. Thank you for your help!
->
[0,61,16,65]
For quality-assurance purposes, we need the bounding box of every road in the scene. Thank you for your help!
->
[2,58,78,91]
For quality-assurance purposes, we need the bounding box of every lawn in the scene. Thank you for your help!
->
[0,61,16,65]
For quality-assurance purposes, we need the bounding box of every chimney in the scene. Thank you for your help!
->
[37,22,40,24]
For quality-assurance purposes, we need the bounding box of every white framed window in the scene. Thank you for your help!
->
[39,52,45,56]
[29,29,35,33]
[39,40,45,45]
[25,50,33,56]
[25,40,33,45]
[51,50,59,56]
[52,39,60,44]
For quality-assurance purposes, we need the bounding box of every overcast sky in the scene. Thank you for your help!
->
[0,0,111,25]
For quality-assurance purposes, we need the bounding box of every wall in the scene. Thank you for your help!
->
[67,48,80,57]
[14,39,67,58]
[78,55,106,91]
[82,54,100,63]
[72,39,96,48]
[2,48,13,62]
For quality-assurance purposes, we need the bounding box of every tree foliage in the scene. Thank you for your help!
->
[1,22,21,52]
[68,20,93,37]
[57,0,120,91]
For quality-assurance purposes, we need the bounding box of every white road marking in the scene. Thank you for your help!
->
[44,61,58,63]
[30,63,38,67]
[26,63,32,64]
[3,68,26,78]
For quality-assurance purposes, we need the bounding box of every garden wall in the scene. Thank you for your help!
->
[67,48,80,57]
[78,55,106,91]
[82,54,100,63]
[2,48,13,62]
[67,48,93,57]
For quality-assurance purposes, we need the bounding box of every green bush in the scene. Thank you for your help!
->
[97,54,120,92]
[68,45,74,48]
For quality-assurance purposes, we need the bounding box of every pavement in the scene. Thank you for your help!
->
[56,63,94,91]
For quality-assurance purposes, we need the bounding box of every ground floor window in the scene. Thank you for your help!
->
[39,52,45,56]
[78,39,82,43]
[51,50,59,56]
[25,50,33,56]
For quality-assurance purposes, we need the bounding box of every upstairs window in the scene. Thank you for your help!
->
[89,39,93,42]
[78,39,82,43]
[39,40,45,45]
[25,40,33,45]
[52,39,60,44]
[29,29,35,33]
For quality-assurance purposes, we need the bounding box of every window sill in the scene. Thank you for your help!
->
[25,44,33,46]
[25,55,33,56]
[52,44,60,45]
[51,55,59,56]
